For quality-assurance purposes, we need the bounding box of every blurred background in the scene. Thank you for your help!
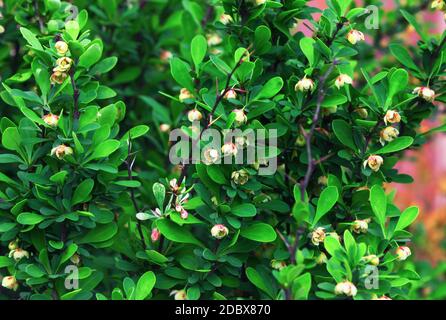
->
[306,0,446,299]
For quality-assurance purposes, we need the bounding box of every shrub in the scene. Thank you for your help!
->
[0,0,445,300]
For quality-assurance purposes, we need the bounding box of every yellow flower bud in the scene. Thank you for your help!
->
[232,109,247,127]
[335,74,353,89]
[42,113,60,127]
[355,108,368,119]
[334,281,357,297]
[363,155,384,172]
[318,176,328,186]
[295,77,315,92]
[159,124,171,132]
[187,109,203,122]
[211,224,229,239]
[361,254,380,266]
[51,144,73,159]
[379,126,399,145]
[160,50,173,62]
[395,246,411,261]
[373,295,392,300]
[55,41,69,55]
[179,88,194,102]
[310,227,326,246]
[223,89,237,100]
[432,0,445,10]
[383,110,401,125]
[2,276,18,291]
[8,240,18,251]
[70,253,81,265]
[347,29,365,45]
[206,33,222,46]
[0,25,5,34]
[316,252,328,265]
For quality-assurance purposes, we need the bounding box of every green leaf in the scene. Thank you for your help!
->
[157,219,203,247]
[2,127,22,151]
[59,244,79,267]
[191,35,207,70]
[206,165,226,184]
[240,223,276,242]
[17,212,45,225]
[300,37,316,66]
[72,179,94,206]
[332,119,357,150]
[386,69,408,109]
[78,223,118,244]
[245,267,274,298]
[65,20,80,40]
[370,185,386,226]
[312,187,339,227]
[324,235,344,258]
[254,77,283,100]
[20,27,43,51]
[231,203,257,217]
[375,136,414,154]
[152,183,166,209]
[395,206,419,232]
[135,271,156,300]
[254,25,272,55]
[79,44,102,69]
[170,57,194,91]
[88,140,120,160]
[400,10,429,45]
[389,44,421,72]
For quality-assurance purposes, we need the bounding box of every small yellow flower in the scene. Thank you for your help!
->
[42,113,60,127]
[211,224,229,239]
[51,144,73,159]
[335,74,353,89]
[295,77,315,92]
[361,254,380,266]
[170,289,187,300]
[318,176,328,186]
[219,14,233,25]
[187,109,203,122]
[395,246,411,261]
[55,41,69,55]
[310,227,326,246]
[2,276,18,291]
[50,71,68,85]
[179,88,194,102]
[253,0,266,5]
[8,248,29,261]
[334,281,357,297]
[295,134,306,147]
[54,57,73,73]
[231,169,249,185]
[363,155,384,172]
[413,86,435,102]
[383,110,401,125]
[379,126,399,145]
[347,29,365,45]
[0,25,5,34]
[232,109,247,127]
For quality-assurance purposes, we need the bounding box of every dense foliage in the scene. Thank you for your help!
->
[0,0,445,300]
